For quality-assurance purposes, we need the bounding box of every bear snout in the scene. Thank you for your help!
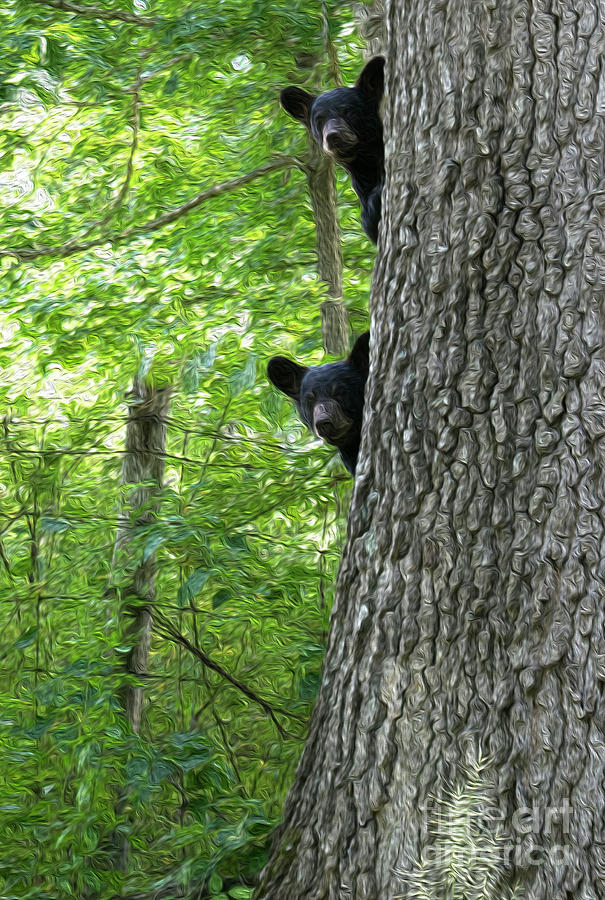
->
[313,401,353,444]
[322,120,358,159]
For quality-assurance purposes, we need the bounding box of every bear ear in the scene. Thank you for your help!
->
[267,356,308,400]
[348,331,370,375]
[356,56,385,103]
[280,86,316,125]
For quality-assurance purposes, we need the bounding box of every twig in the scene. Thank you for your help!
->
[1,156,303,263]
[138,53,196,85]
[29,0,160,27]
[0,540,14,581]
[75,73,141,241]
[321,0,342,86]
[154,612,307,738]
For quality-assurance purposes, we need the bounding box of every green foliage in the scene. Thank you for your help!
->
[0,0,373,895]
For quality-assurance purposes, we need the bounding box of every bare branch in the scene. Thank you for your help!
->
[321,0,343,86]
[0,100,108,110]
[0,540,14,581]
[1,156,303,264]
[28,0,160,27]
[154,611,307,738]
[75,74,142,241]
[138,53,196,85]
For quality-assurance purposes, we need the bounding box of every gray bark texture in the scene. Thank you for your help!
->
[119,377,171,735]
[256,0,605,898]
[355,1,387,57]
[306,141,349,356]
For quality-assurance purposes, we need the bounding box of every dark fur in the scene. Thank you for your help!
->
[280,57,385,243]
[267,332,370,474]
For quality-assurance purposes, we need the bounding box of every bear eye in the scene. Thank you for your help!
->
[304,391,316,408]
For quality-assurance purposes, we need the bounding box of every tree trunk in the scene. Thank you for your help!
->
[306,141,349,356]
[119,376,171,734]
[256,0,605,897]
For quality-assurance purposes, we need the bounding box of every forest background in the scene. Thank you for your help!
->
[0,1,375,897]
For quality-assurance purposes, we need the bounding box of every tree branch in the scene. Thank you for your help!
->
[321,0,342,86]
[137,53,196,86]
[154,611,307,738]
[1,156,303,263]
[75,74,141,242]
[29,0,160,27]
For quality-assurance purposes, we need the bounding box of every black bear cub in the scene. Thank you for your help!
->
[267,332,369,475]
[280,57,385,243]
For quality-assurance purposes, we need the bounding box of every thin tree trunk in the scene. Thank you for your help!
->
[306,141,348,356]
[256,0,605,897]
[118,376,171,733]
[313,13,348,356]
[114,376,171,871]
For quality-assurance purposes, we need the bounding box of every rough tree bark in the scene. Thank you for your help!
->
[118,376,171,734]
[111,376,171,870]
[355,0,386,57]
[256,0,605,898]
[306,140,349,356]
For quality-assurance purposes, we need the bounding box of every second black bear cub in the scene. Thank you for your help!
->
[280,58,385,243]
[267,332,369,475]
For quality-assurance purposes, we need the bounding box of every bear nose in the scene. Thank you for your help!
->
[315,417,338,440]
[313,401,352,443]
[325,129,357,150]
[324,130,340,150]
[323,121,358,156]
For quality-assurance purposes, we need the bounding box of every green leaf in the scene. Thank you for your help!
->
[183,342,218,393]
[225,533,248,553]
[298,673,321,701]
[177,568,213,606]
[41,517,70,533]
[15,626,38,649]
[228,354,257,397]
[25,716,55,739]
[164,71,179,95]
[143,532,166,561]
[209,872,223,893]
[212,588,231,609]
